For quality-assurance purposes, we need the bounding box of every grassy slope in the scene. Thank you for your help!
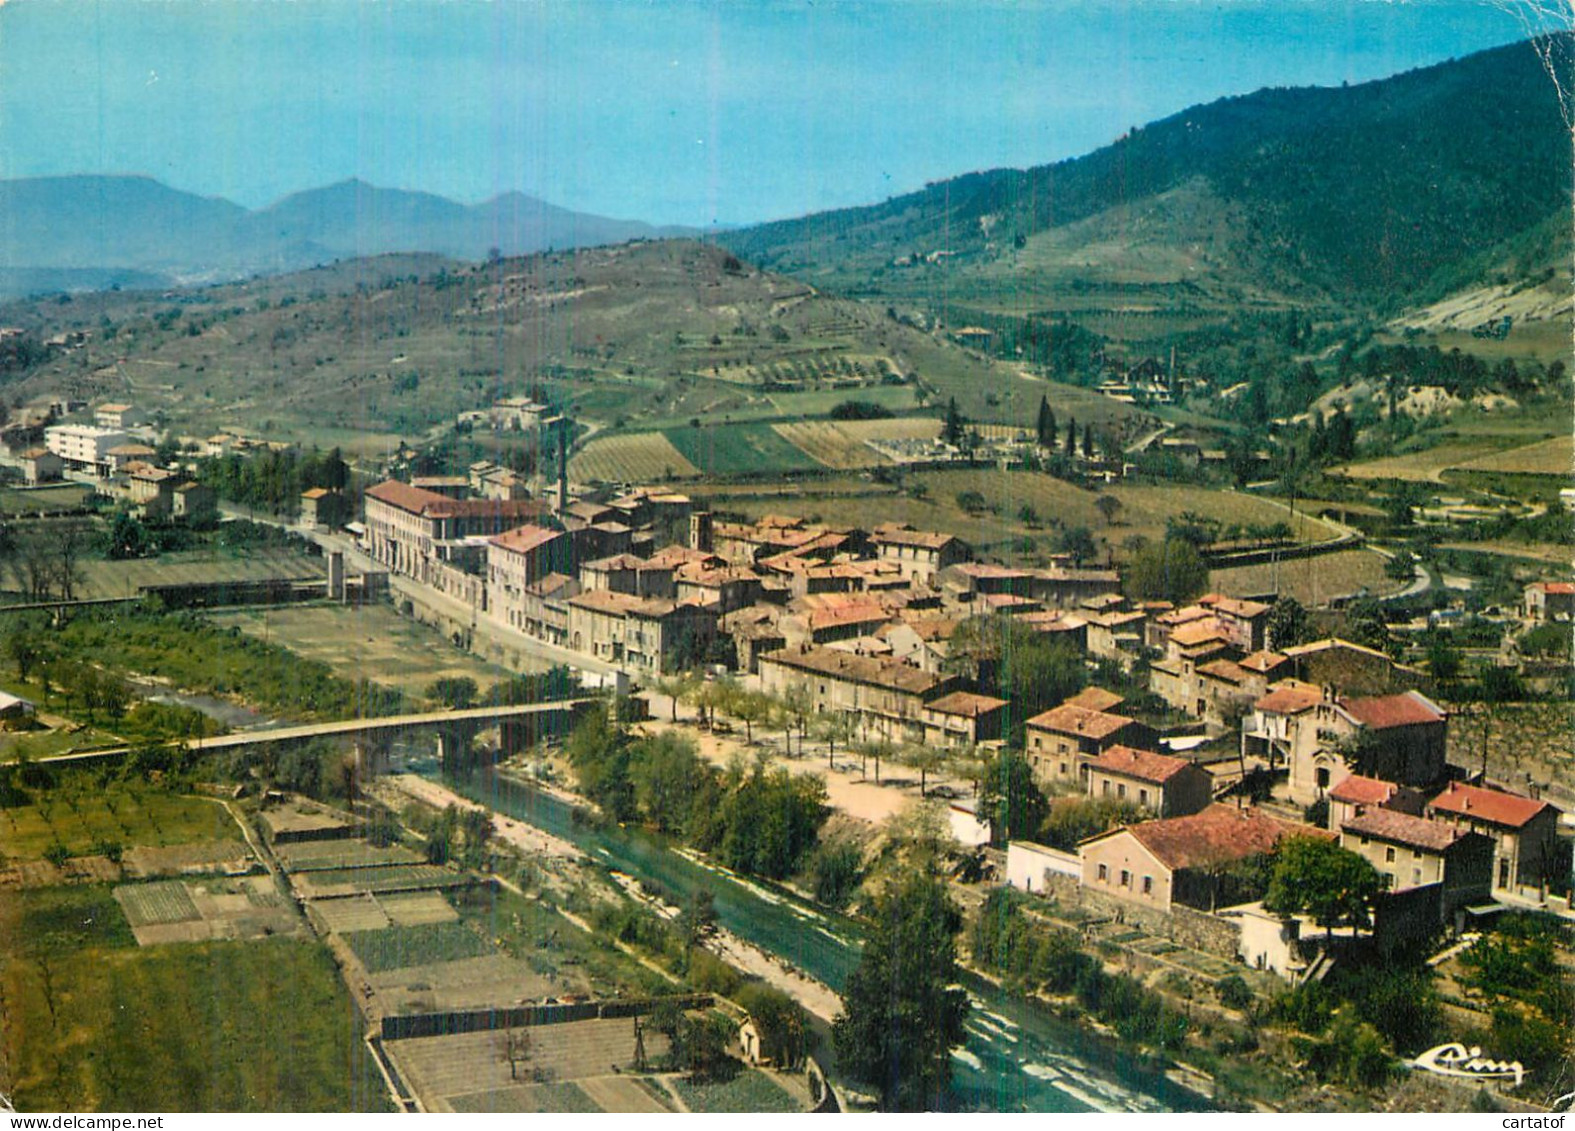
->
[0,779,238,862]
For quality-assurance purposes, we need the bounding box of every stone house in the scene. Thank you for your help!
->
[1084,745,1214,817]
[1425,781,1562,890]
[1024,702,1159,789]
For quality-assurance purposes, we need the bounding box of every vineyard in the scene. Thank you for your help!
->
[710,350,898,387]
[569,432,701,483]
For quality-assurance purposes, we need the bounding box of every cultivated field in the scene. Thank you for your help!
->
[293,863,468,898]
[771,421,890,469]
[343,920,496,972]
[205,601,531,697]
[114,875,299,944]
[390,1019,676,1112]
[672,1068,802,1113]
[0,925,390,1111]
[1333,441,1526,483]
[368,953,567,1013]
[0,780,240,865]
[663,421,823,476]
[1451,434,1573,477]
[570,431,700,483]
[0,484,92,513]
[274,838,422,870]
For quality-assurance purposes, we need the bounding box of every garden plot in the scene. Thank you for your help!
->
[379,890,461,927]
[123,839,256,877]
[343,921,495,973]
[447,1081,607,1113]
[367,954,567,1014]
[310,894,393,934]
[388,1019,675,1111]
[274,838,421,871]
[292,863,469,898]
[114,876,299,945]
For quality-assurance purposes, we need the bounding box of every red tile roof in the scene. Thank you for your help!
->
[490,524,564,555]
[1328,775,1398,806]
[1087,745,1194,785]
[1534,581,1575,595]
[871,523,960,551]
[1113,805,1330,871]
[1197,659,1249,684]
[1338,690,1445,730]
[1063,687,1125,713]
[1428,782,1553,829]
[1254,680,1323,715]
[1026,703,1135,741]
[1343,809,1472,853]
[925,691,1009,718]
[1239,650,1289,674]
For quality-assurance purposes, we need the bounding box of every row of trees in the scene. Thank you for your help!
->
[198,446,349,515]
[564,713,829,881]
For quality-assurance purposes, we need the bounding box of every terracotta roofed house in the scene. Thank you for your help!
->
[1425,781,1562,890]
[1085,745,1214,817]
[1025,702,1158,788]
[1339,808,1494,917]
[1079,804,1331,913]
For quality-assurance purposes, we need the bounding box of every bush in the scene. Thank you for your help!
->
[1216,974,1254,1011]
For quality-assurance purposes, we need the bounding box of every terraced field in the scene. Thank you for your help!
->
[569,432,700,483]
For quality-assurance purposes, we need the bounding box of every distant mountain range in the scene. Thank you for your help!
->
[0,176,696,295]
[721,34,1574,320]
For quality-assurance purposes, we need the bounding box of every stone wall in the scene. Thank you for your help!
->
[1025,872,1242,960]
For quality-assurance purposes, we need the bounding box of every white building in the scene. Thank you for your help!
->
[45,424,129,477]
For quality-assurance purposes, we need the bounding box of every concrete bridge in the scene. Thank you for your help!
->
[9,698,603,770]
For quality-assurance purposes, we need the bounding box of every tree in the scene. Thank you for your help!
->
[898,742,948,797]
[1265,596,1308,651]
[1036,397,1058,449]
[1064,418,1077,457]
[1385,549,1418,583]
[1123,538,1208,603]
[833,871,969,1110]
[978,752,1048,844]
[781,681,814,757]
[1426,637,1463,685]
[1263,836,1384,944]
[735,983,809,1070]
[498,1028,532,1082]
[941,397,965,447]
[1094,494,1122,526]
[813,711,857,768]
[1056,524,1095,564]
[631,731,705,833]
[427,676,478,710]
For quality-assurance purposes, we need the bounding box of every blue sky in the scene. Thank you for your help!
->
[0,1,1554,226]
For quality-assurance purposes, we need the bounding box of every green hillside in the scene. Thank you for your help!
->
[721,36,1573,334]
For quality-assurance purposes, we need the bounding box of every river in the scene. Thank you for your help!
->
[432,762,1212,1114]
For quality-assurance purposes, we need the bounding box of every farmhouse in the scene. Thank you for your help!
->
[15,447,62,485]
[1522,580,1575,622]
